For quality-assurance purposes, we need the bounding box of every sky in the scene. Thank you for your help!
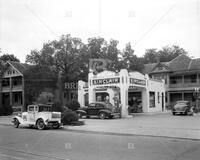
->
[0,0,200,62]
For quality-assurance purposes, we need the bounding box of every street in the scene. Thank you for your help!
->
[0,125,200,160]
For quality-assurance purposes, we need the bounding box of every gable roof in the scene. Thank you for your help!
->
[7,61,29,75]
[143,54,200,74]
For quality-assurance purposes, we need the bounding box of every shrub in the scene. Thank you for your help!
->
[65,100,80,111]
[0,107,5,116]
[61,108,79,125]
[0,105,13,116]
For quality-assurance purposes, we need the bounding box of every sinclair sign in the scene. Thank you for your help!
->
[92,77,120,85]
[130,78,146,86]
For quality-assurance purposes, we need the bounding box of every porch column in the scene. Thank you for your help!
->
[9,77,13,106]
[0,79,2,107]
[22,77,25,111]
[182,92,184,101]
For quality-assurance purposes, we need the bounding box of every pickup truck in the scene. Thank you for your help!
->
[12,104,62,130]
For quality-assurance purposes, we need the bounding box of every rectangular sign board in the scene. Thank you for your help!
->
[130,78,146,86]
[93,77,120,85]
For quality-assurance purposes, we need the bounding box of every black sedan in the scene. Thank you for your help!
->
[172,101,194,116]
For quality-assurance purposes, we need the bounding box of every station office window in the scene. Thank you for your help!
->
[149,92,155,108]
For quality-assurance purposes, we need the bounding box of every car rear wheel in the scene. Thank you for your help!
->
[172,112,176,115]
[14,118,19,128]
[37,119,45,130]
[99,112,106,119]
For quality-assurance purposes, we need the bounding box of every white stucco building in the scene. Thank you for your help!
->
[78,69,165,117]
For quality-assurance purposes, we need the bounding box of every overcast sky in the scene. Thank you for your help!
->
[0,0,200,62]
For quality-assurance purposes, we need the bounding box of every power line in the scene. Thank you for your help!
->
[134,5,175,46]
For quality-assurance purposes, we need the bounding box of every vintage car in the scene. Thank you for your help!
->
[172,101,194,115]
[12,104,62,130]
[76,102,121,119]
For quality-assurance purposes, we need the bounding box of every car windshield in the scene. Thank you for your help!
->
[39,105,51,112]
[177,101,187,105]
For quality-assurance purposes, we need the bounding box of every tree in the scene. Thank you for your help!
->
[158,45,188,62]
[143,45,188,63]
[0,54,20,62]
[143,48,158,64]
[121,43,144,72]
[24,65,57,106]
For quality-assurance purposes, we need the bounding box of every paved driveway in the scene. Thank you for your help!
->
[67,113,200,140]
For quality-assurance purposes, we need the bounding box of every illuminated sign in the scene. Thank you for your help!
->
[93,78,120,85]
[130,78,146,86]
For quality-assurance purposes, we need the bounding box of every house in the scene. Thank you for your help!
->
[0,61,28,113]
[143,54,200,107]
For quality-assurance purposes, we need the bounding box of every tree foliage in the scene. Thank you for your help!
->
[143,45,188,63]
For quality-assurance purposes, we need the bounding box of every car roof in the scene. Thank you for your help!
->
[176,101,189,103]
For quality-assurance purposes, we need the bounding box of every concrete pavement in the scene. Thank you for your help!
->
[1,112,200,140]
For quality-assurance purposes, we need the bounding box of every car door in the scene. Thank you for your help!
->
[27,105,36,124]
[87,103,96,115]
[95,103,104,115]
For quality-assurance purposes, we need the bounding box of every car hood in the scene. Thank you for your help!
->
[174,104,187,110]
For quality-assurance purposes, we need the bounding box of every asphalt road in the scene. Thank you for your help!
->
[0,125,199,160]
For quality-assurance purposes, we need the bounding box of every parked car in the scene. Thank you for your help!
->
[172,101,194,116]
[76,102,120,119]
[12,104,62,130]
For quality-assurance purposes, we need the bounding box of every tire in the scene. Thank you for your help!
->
[184,110,188,115]
[172,112,175,115]
[99,112,106,120]
[77,113,83,119]
[52,123,60,129]
[86,116,90,118]
[37,119,46,130]
[109,115,113,119]
[14,118,19,128]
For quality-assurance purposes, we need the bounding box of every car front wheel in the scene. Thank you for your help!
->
[37,119,46,130]
[14,118,19,128]
[77,113,83,119]
[99,112,106,119]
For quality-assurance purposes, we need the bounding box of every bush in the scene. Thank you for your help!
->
[61,108,79,125]
[0,107,5,116]
[0,105,13,116]
[65,100,80,111]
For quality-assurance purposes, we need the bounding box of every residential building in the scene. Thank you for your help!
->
[143,54,200,107]
[0,61,28,113]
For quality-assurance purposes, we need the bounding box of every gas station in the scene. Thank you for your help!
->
[78,69,165,117]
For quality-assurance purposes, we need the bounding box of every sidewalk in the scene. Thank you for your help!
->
[1,113,200,140]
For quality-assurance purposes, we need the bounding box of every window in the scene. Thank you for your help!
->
[28,106,34,112]
[149,92,155,108]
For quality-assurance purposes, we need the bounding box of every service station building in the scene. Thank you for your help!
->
[78,69,165,117]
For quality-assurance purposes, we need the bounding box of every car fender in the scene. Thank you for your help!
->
[13,116,24,124]
[76,110,87,115]
[98,109,111,115]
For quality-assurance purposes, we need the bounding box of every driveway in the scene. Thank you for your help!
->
[67,113,200,140]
